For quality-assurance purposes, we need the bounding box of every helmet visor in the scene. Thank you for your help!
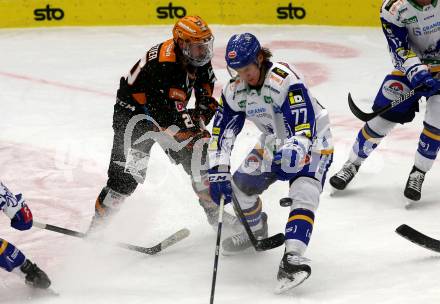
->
[183,36,214,67]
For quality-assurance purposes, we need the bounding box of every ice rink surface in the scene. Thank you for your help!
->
[0,25,439,303]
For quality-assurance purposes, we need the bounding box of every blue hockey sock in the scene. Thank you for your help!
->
[415,122,440,172]
[285,208,315,246]
[241,198,263,230]
[352,123,384,161]
[418,122,440,160]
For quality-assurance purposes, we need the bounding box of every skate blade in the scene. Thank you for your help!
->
[404,197,420,210]
[404,199,419,209]
[27,287,60,299]
[221,247,255,256]
[274,271,310,294]
[329,186,339,197]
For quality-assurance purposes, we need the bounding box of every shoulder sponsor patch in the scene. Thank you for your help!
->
[159,39,176,63]
[272,67,289,79]
[384,0,399,11]
[288,89,305,105]
[270,74,283,85]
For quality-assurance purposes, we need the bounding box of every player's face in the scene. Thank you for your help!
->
[235,64,261,86]
[415,0,432,5]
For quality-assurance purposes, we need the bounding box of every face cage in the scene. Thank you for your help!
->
[182,36,214,67]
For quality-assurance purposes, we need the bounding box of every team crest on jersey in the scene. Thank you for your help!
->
[289,89,305,105]
[272,67,288,79]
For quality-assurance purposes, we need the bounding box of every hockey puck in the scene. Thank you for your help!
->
[279,197,293,207]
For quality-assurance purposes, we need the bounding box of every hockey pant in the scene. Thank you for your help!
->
[231,140,333,256]
[0,238,25,272]
[349,73,440,172]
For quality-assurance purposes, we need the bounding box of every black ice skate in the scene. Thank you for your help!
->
[275,252,311,294]
[200,200,242,233]
[20,259,51,289]
[221,212,268,255]
[404,166,425,203]
[329,161,360,191]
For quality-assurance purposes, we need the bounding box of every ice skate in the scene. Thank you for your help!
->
[20,259,51,289]
[200,200,242,233]
[329,161,360,192]
[221,212,268,255]
[404,166,425,208]
[275,252,311,294]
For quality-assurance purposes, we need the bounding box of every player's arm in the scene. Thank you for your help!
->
[145,65,196,130]
[192,64,218,126]
[380,2,440,95]
[208,93,246,171]
[0,182,33,230]
[380,17,420,74]
[272,83,316,180]
[207,92,245,204]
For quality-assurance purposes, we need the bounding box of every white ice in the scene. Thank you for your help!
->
[0,25,439,304]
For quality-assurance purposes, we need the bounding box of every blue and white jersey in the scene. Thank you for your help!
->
[208,62,333,169]
[0,182,23,219]
[381,0,440,73]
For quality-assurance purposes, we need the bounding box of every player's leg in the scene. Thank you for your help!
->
[276,152,332,293]
[90,103,155,231]
[221,148,277,254]
[0,238,50,289]
[175,138,240,231]
[330,74,417,190]
[405,94,440,201]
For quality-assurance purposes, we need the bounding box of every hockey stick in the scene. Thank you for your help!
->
[210,197,225,304]
[231,194,285,251]
[395,224,440,253]
[348,85,422,122]
[33,221,190,255]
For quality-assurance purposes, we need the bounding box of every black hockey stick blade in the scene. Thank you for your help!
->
[231,195,285,251]
[347,93,384,122]
[396,224,440,253]
[254,232,285,251]
[33,221,190,255]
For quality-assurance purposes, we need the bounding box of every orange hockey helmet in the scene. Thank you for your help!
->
[172,16,214,67]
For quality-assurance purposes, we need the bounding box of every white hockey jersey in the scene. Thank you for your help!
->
[0,182,24,219]
[208,62,333,169]
[381,0,440,73]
